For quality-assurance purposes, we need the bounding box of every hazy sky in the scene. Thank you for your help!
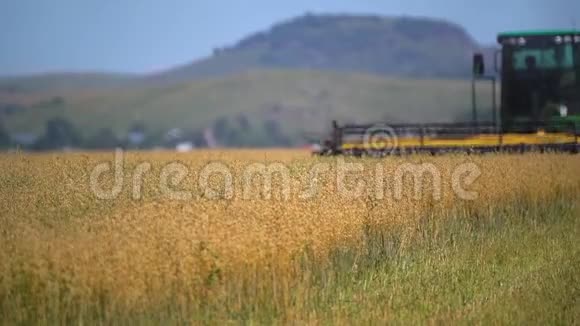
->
[1,0,579,75]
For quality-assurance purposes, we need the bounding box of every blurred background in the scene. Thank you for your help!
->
[0,0,578,150]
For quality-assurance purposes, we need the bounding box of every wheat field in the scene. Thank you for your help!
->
[0,150,579,324]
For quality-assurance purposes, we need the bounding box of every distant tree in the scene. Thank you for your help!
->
[189,130,207,148]
[213,117,240,146]
[0,124,10,149]
[213,117,229,137]
[263,119,291,147]
[35,117,82,150]
[236,114,251,131]
[86,128,120,149]
[129,121,147,134]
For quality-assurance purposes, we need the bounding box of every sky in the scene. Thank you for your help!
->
[1,0,579,76]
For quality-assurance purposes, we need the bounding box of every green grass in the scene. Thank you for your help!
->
[296,201,580,324]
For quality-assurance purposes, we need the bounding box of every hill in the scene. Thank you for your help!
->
[151,14,484,84]
[2,69,493,147]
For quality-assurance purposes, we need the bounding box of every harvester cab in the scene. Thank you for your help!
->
[316,30,580,156]
[494,31,580,132]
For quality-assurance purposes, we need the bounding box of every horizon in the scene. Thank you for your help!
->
[1,0,579,76]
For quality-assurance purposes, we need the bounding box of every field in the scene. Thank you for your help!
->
[1,150,579,324]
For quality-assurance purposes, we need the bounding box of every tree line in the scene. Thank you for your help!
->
[0,115,297,151]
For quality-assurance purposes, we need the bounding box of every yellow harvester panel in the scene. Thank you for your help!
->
[342,132,578,150]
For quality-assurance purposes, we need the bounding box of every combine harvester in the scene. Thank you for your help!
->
[316,30,580,156]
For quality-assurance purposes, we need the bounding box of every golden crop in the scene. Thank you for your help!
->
[0,150,579,320]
